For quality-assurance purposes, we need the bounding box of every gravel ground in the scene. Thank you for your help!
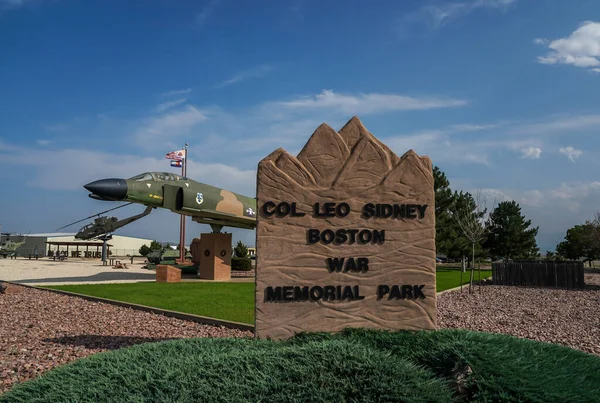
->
[1,272,599,394]
[437,271,600,357]
[0,282,252,394]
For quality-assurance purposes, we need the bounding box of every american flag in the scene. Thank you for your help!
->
[166,149,185,160]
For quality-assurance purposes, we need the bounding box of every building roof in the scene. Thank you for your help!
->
[27,233,77,237]
[47,241,113,247]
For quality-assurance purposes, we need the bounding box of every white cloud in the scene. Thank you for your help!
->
[521,146,542,159]
[535,21,600,73]
[559,146,583,162]
[133,105,208,146]
[0,145,255,195]
[194,0,219,28]
[42,123,69,132]
[273,89,468,115]
[217,65,274,87]
[155,98,187,113]
[161,88,192,97]
[37,139,50,146]
[509,114,600,135]
[399,0,518,32]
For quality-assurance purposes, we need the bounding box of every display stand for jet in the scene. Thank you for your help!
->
[189,222,239,281]
[190,233,232,281]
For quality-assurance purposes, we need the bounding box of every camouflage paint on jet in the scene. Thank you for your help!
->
[84,172,257,230]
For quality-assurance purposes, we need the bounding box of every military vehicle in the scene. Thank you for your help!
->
[146,248,191,265]
[74,206,153,240]
[84,171,257,233]
[0,233,27,258]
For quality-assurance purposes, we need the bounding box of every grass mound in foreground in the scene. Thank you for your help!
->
[2,329,599,403]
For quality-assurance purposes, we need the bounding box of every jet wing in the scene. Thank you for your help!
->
[187,208,256,230]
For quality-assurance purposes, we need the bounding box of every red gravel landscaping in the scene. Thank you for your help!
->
[1,272,599,394]
[0,283,252,394]
[437,271,600,357]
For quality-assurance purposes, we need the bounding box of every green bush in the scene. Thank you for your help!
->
[138,244,151,256]
[234,240,249,258]
[2,329,600,402]
[231,256,252,271]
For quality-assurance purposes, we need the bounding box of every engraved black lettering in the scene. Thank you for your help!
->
[357,258,369,272]
[307,229,320,244]
[294,286,309,301]
[413,285,426,299]
[394,204,406,218]
[262,201,276,217]
[324,286,336,301]
[321,229,335,244]
[347,229,358,243]
[362,203,375,218]
[310,286,323,300]
[358,230,372,244]
[326,258,344,273]
[276,202,291,217]
[337,202,350,217]
[373,230,385,244]
[291,202,306,217]
[406,204,417,219]
[342,286,354,300]
[335,229,348,244]
[344,258,357,272]
[389,285,402,299]
[402,285,413,299]
[377,285,390,300]
[265,286,282,301]
[282,286,294,301]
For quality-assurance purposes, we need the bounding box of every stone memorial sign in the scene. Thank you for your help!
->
[255,116,436,340]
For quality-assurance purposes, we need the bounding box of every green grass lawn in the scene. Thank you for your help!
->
[436,267,492,292]
[3,328,599,402]
[43,268,491,325]
[44,282,255,325]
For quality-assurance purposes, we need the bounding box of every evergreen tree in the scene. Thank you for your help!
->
[484,201,539,259]
[149,240,162,251]
[234,240,249,258]
[139,244,151,256]
[434,166,460,257]
[556,214,600,266]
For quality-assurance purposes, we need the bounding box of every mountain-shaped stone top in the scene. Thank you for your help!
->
[258,116,432,192]
[255,116,437,340]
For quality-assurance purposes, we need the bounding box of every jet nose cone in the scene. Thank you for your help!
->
[84,178,128,201]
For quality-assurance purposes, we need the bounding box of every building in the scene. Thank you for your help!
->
[14,233,154,258]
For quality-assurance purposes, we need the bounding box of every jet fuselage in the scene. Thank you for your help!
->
[84,172,257,230]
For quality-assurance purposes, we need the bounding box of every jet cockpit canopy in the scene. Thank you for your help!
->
[128,172,184,182]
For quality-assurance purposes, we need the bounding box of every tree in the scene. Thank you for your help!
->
[433,166,456,257]
[149,240,162,251]
[234,240,249,258]
[139,244,151,256]
[453,189,492,293]
[556,214,600,266]
[484,201,539,259]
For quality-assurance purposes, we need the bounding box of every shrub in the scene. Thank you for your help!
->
[231,256,252,271]
[234,240,249,258]
[139,245,151,256]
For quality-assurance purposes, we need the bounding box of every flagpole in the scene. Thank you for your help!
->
[179,143,188,263]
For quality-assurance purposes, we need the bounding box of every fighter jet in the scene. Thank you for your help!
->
[84,171,257,233]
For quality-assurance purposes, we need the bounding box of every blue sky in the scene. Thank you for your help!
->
[1,0,599,253]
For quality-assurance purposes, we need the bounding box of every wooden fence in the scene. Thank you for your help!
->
[491,260,585,289]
